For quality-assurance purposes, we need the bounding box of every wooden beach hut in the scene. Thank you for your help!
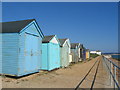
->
[59,38,71,68]
[86,49,90,59]
[71,43,80,63]
[69,53,73,63]
[0,19,44,76]
[41,35,60,71]
[83,47,86,60]
[79,44,84,61]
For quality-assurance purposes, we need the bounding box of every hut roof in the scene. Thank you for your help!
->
[0,19,35,33]
[86,49,90,51]
[80,44,83,48]
[71,43,80,49]
[59,38,68,47]
[42,35,56,43]
[83,47,86,50]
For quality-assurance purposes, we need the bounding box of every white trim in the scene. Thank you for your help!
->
[50,36,59,44]
[62,39,71,47]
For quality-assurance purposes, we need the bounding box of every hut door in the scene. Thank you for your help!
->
[24,33,39,72]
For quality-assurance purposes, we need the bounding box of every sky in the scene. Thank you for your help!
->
[2,2,118,53]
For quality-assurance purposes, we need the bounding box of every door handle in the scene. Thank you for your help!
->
[31,50,33,56]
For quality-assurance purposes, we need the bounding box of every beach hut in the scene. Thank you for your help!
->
[79,44,84,61]
[71,43,80,63]
[69,53,73,63]
[41,35,60,71]
[86,49,90,59]
[59,38,71,68]
[0,19,44,76]
[83,47,86,60]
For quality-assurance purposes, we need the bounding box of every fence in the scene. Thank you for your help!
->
[102,56,120,89]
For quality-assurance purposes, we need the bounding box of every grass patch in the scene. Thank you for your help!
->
[90,53,99,58]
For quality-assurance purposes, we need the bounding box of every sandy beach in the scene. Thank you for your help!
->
[1,56,112,88]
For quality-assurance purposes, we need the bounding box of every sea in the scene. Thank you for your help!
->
[111,55,120,61]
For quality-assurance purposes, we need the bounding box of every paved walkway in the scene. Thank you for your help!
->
[80,56,112,88]
[1,56,113,88]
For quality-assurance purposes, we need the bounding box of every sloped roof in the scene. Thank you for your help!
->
[0,19,35,33]
[83,47,86,50]
[71,43,80,49]
[80,44,83,49]
[59,38,67,47]
[42,35,55,43]
[86,49,90,51]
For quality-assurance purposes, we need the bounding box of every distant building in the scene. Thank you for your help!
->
[96,50,102,55]
[90,50,102,55]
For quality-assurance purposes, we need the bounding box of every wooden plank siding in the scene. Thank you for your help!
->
[0,19,44,76]
[41,35,60,71]
[59,39,70,68]
[1,33,19,75]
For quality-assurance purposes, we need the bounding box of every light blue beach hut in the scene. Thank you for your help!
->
[41,35,60,71]
[59,38,71,68]
[71,43,80,63]
[0,19,44,76]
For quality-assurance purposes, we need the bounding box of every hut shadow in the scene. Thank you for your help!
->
[0,71,39,79]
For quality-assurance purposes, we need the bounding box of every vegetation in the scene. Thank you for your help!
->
[90,53,99,58]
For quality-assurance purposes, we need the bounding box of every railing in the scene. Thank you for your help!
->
[102,56,120,89]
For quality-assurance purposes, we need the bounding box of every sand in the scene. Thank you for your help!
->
[1,56,112,88]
